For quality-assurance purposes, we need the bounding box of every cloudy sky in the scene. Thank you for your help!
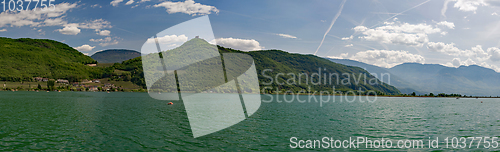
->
[1,0,500,72]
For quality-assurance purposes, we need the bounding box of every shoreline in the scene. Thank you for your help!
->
[2,90,497,99]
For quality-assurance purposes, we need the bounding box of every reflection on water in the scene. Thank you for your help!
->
[0,92,499,151]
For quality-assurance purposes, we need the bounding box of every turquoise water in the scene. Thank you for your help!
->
[1,91,500,151]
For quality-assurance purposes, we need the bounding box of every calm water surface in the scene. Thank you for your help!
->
[1,91,499,151]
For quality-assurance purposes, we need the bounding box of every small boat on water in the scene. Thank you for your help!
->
[168,102,173,105]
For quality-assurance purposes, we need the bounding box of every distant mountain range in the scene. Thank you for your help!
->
[91,49,141,63]
[329,59,500,96]
[9,36,497,96]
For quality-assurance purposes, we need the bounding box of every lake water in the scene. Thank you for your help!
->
[1,91,500,151]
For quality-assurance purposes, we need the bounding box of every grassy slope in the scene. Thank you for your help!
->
[0,37,102,81]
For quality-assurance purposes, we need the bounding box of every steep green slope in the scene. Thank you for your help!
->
[91,49,141,63]
[113,38,400,95]
[0,37,102,81]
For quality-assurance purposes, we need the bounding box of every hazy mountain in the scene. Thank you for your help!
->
[328,59,422,94]
[91,49,141,63]
[329,58,500,96]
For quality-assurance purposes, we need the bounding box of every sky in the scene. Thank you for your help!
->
[1,0,500,72]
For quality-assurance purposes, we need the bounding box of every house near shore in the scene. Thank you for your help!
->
[92,79,100,83]
[34,77,49,82]
[81,79,92,83]
[104,83,114,87]
[88,86,98,91]
[56,79,69,84]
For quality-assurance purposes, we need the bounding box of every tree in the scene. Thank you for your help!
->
[47,80,55,91]
[37,84,42,90]
[429,93,434,97]
[411,92,416,96]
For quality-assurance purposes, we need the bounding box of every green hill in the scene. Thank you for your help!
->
[113,38,401,95]
[91,49,141,63]
[0,37,102,81]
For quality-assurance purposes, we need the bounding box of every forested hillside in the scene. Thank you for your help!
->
[0,37,102,81]
[112,38,401,95]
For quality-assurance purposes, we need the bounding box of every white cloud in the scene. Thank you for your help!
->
[78,19,112,31]
[463,58,477,65]
[447,0,500,13]
[145,34,188,44]
[493,12,499,16]
[452,58,462,66]
[111,0,124,7]
[349,50,425,68]
[344,44,353,47]
[353,22,442,47]
[447,58,500,72]
[57,25,81,35]
[140,0,150,3]
[453,0,488,13]
[153,0,219,16]
[0,3,112,35]
[125,0,134,5]
[276,33,297,39]
[97,30,111,36]
[73,44,96,52]
[480,62,500,72]
[90,37,120,47]
[215,37,263,51]
[341,35,353,40]
[43,18,67,26]
[353,26,368,32]
[0,2,77,27]
[427,42,463,55]
[427,42,491,61]
[0,29,6,32]
[437,21,455,29]
[91,4,102,8]
[441,0,454,17]
[448,57,475,66]
[488,47,500,61]
[326,53,349,59]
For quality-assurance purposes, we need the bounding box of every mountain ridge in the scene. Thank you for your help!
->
[114,38,401,95]
[91,49,141,63]
[329,58,500,96]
